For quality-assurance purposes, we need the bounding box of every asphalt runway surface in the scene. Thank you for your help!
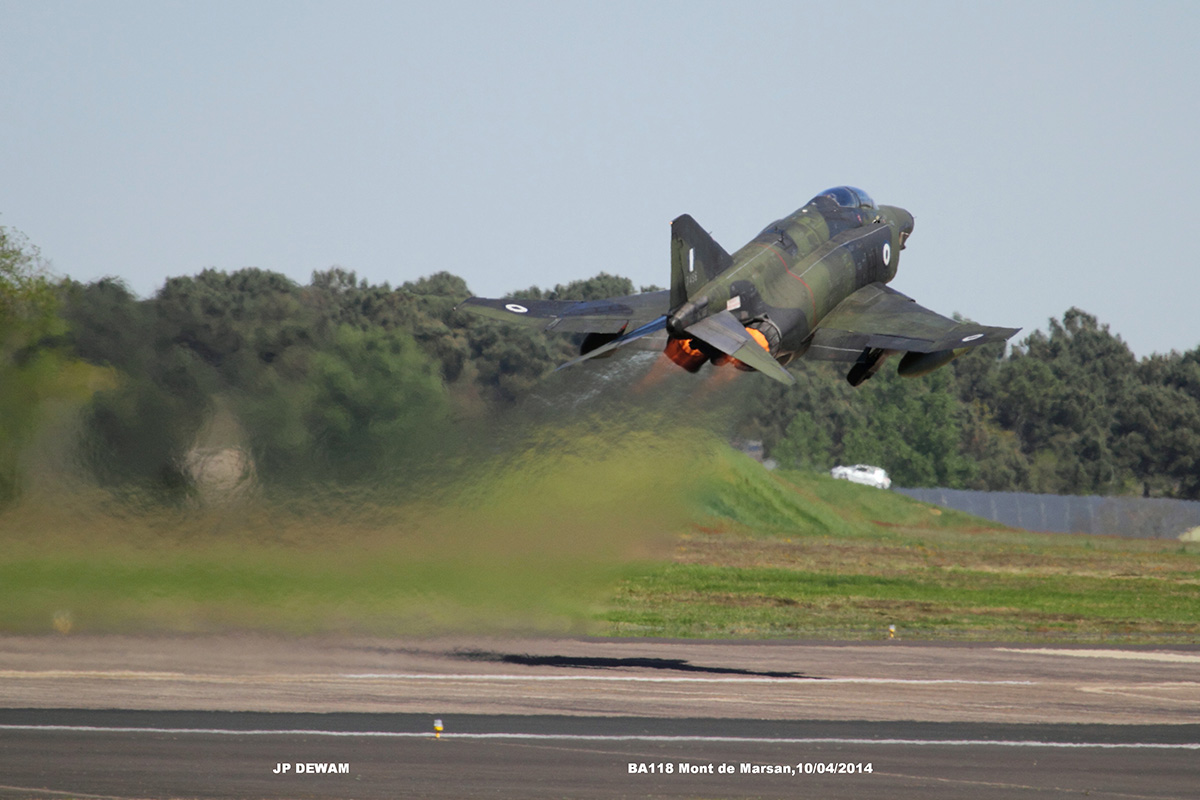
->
[1,635,1199,798]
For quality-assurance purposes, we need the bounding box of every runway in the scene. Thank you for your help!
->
[1,636,1198,798]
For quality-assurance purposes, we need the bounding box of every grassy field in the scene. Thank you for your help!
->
[0,424,697,636]
[2,436,1198,642]
[604,453,1200,642]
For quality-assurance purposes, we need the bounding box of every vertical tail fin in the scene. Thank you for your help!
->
[670,214,733,311]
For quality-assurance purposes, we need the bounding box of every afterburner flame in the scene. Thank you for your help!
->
[730,326,771,372]
[745,327,770,351]
[664,324,775,376]
[664,337,708,373]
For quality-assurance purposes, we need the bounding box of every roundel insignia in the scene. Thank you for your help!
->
[961,333,985,342]
[882,242,892,265]
[505,303,529,314]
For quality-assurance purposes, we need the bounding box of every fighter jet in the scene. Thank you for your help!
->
[459,187,1018,386]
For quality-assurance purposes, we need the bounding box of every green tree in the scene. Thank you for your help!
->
[773,409,833,471]
[0,226,60,358]
[0,227,100,503]
[304,324,448,480]
[1118,377,1200,499]
[401,272,473,384]
[466,321,556,404]
[990,309,1138,494]
[546,272,636,302]
[840,368,976,487]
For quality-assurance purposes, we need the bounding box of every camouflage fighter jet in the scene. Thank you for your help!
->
[459,186,1018,386]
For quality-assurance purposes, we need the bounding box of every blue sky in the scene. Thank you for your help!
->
[2,0,1197,356]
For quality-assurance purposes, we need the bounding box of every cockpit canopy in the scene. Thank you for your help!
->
[813,186,876,210]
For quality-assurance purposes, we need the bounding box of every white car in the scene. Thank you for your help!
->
[830,464,891,490]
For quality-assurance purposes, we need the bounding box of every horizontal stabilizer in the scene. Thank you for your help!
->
[685,311,795,385]
[554,315,669,372]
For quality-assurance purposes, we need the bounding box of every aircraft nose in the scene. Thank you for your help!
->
[900,210,914,247]
[881,206,914,248]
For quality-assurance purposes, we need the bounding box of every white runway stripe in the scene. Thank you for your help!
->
[2,725,1198,749]
[996,648,1200,664]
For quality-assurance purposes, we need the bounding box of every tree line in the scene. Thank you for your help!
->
[2,223,1198,503]
[745,309,1200,498]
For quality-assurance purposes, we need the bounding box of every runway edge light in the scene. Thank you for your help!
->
[434,719,443,739]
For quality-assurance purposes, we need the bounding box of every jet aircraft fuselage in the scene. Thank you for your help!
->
[665,187,914,371]
[460,187,1014,386]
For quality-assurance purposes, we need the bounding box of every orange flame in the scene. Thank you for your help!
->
[664,338,708,373]
[745,327,770,351]
[729,327,770,372]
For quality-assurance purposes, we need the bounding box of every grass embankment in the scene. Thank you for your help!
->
[604,452,1200,642]
[1,438,1197,642]
[0,425,693,635]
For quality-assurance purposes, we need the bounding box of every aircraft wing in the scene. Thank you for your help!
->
[807,283,1019,361]
[458,290,670,334]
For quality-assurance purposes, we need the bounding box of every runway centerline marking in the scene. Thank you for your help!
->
[995,648,1200,664]
[2,725,1197,749]
[0,783,125,800]
[0,670,1035,686]
[1078,683,1200,703]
